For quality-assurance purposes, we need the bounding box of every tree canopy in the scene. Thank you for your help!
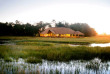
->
[55,22,97,36]
[70,23,97,36]
[0,21,50,36]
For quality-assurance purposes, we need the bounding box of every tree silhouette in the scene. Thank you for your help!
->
[70,23,97,36]
[0,21,97,37]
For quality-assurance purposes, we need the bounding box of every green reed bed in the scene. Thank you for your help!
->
[1,36,110,43]
[1,36,110,63]
[1,44,110,63]
[34,36,110,43]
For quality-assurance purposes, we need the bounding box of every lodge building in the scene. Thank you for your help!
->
[40,27,84,37]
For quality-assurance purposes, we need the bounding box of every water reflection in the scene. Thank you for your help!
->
[69,43,110,47]
[0,40,15,45]
[0,58,110,74]
[90,43,110,47]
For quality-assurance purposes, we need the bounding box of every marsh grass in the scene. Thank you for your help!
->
[1,44,110,62]
[34,36,110,43]
[4,57,12,62]
[16,42,54,46]
[26,57,42,63]
[1,36,110,43]
[1,36,110,62]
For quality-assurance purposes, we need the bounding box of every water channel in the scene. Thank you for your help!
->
[69,43,110,47]
[0,39,15,45]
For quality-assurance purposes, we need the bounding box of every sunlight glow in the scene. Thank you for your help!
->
[0,1,110,34]
[17,4,110,34]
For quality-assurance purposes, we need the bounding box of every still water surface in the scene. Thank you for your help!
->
[69,43,110,47]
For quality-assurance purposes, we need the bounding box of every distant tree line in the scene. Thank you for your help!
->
[0,20,50,36]
[0,20,97,36]
[56,22,97,36]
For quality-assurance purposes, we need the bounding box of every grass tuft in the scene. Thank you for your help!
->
[4,57,12,62]
[26,57,42,63]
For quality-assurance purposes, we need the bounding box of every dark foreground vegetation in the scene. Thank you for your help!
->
[0,20,97,36]
[0,36,110,63]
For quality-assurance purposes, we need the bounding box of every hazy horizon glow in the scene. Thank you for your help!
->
[0,0,110,34]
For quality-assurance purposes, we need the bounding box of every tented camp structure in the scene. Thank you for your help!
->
[40,27,84,37]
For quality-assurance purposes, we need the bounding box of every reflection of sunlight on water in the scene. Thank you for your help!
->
[90,43,110,47]
[0,58,110,74]
[69,43,110,47]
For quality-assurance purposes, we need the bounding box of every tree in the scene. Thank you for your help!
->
[0,21,97,37]
[56,22,66,27]
[70,23,97,36]
[36,21,50,33]
[15,20,21,24]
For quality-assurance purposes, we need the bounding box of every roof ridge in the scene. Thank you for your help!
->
[49,29,55,34]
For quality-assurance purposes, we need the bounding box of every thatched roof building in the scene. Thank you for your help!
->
[74,31,84,36]
[40,27,84,37]
[41,27,75,34]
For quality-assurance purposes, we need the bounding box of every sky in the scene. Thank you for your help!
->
[0,0,110,34]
